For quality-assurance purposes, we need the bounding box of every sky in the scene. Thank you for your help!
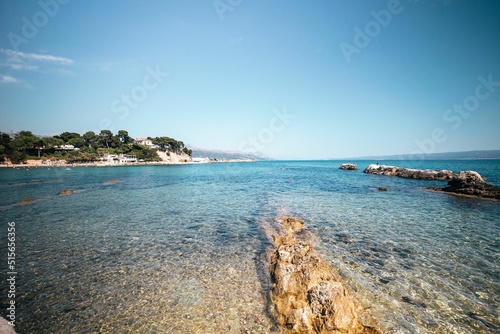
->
[0,0,499,160]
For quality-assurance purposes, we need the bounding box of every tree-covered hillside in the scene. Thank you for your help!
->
[0,130,191,164]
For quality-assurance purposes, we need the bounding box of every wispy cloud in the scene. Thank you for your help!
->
[0,49,75,86]
[0,74,19,84]
[0,62,39,71]
[1,49,74,65]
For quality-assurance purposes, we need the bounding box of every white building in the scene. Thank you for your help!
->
[192,157,210,164]
[102,154,137,165]
[56,145,75,151]
[134,138,154,146]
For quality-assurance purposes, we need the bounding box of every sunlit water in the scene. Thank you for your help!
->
[0,160,499,334]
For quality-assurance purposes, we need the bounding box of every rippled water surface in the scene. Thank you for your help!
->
[0,160,499,333]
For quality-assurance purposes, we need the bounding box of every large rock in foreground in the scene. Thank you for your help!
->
[268,217,381,334]
[363,164,458,180]
[430,171,500,200]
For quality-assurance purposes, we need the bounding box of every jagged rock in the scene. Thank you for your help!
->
[431,171,500,200]
[363,164,458,180]
[59,189,74,196]
[450,170,484,183]
[339,163,358,171]
[268,217,381,334]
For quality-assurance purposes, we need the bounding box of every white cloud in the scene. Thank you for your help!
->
[0,62,39,71]
[0,74,18,84]
[0,49,75,86]
[1,49,74,65]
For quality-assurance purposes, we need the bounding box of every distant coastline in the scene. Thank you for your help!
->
[337,150,500,161]
[0,158,256,169]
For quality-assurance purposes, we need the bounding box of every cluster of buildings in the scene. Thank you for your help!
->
[53,137,156,165]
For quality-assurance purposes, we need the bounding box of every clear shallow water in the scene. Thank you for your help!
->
[0,160,499,333]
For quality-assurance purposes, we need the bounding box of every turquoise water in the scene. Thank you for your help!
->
[0,160,499,333]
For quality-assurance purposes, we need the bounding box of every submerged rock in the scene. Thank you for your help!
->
[104,178,119,184]
[363,164,458,180]
[59,189,74,196]
[430,171,500,200]
[268,217,381,334]
[339,163,358,171]
[20,198,35,204]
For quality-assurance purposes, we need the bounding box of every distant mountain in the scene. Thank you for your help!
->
[191,148,269,161]
[342,150,500,161]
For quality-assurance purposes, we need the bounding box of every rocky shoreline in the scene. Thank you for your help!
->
[267,217,381,334]
[429,171,500,200]
[363,164,500,201]
[363,164,459,180]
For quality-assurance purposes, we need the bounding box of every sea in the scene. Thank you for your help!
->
[0,160,499,334]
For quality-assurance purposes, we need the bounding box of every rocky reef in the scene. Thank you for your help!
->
[430,171,500,200]
[363,164,458,180]
[339,163,358,170]
[267,217,381,334]
[59,189,75,196]
[19,198,35,204]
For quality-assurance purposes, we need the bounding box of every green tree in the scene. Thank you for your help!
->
[68,136,85,148]
[99,130,114,149]
[151,136,186,153]
[10,131,41,149]
[9,150,25,164]
[130,144,160,161]
[117,130,133,144]
[56,132,81,143]
[0,132,11,162]
[82,131,98,148]
[0,132,11,148]
[43,136,64,148]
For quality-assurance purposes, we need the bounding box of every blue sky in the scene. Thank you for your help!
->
[0,0,499,159]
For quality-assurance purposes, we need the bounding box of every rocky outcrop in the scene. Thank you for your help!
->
[339,163,358,171]
[430,171,500,200]
[268,217,381,334]
[157,151,193,164]
[59,189,75,195]
[363,164,458,180]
